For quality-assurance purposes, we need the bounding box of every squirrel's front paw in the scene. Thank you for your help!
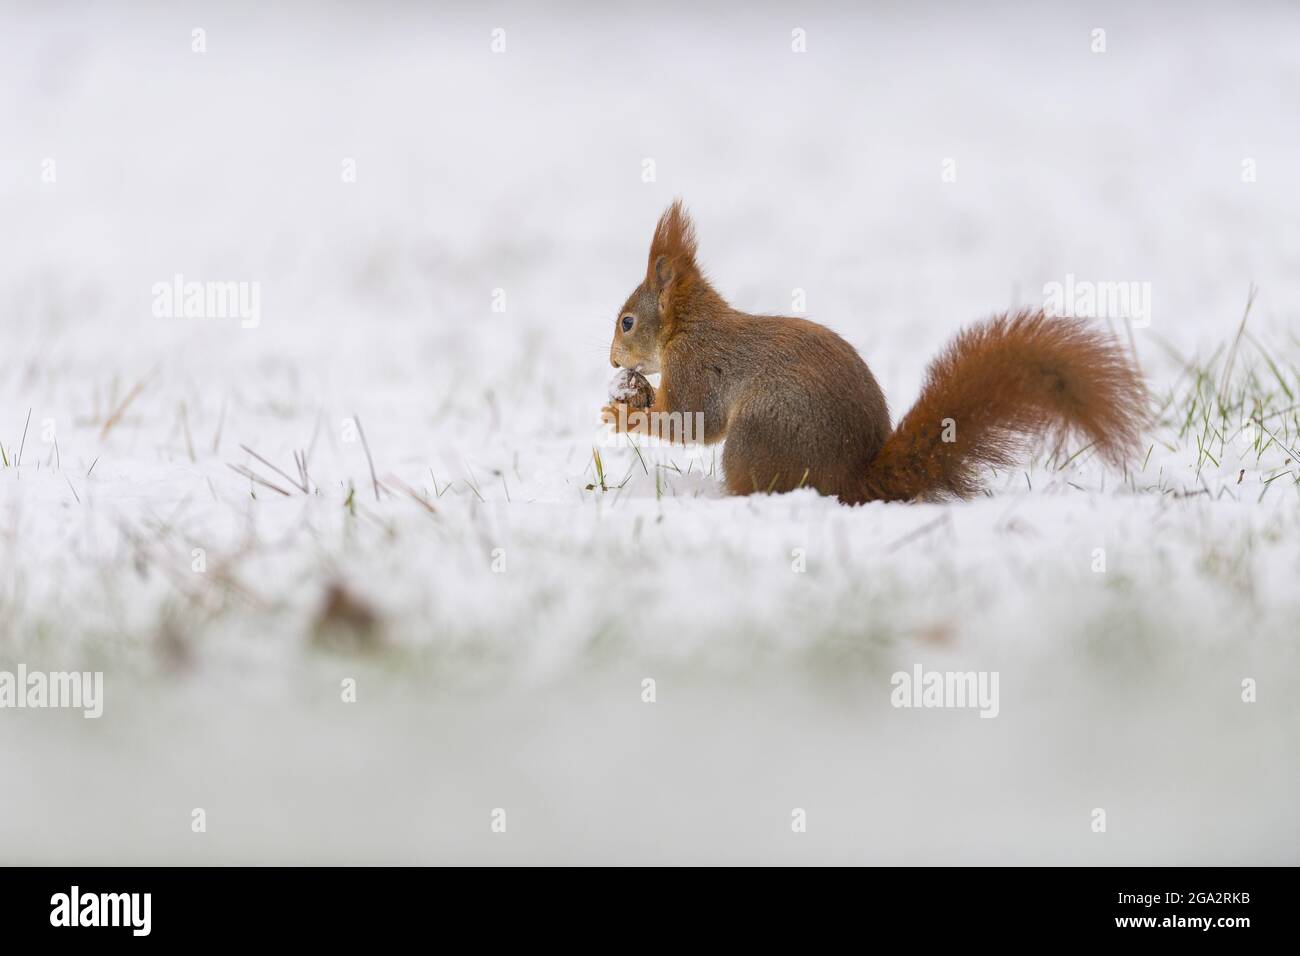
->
[601,401,632,432]
[603,401,658,435]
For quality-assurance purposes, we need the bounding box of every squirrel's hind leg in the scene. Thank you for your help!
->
[721,390,880,500]
[720,409,834,498]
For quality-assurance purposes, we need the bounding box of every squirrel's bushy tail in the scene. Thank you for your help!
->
[861,309,1148,502]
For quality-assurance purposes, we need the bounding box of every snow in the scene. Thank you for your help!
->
[1,1,1297,863]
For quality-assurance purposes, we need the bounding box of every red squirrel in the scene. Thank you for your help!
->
[602,200,1148,503]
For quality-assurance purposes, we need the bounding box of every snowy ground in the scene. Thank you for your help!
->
[2,1,1298,863]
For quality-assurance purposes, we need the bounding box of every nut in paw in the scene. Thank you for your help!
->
[609,368,655,410]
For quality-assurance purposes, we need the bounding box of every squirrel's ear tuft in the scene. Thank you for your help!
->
[647,199,699,299]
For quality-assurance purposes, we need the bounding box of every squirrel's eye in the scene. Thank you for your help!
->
[620,315,635,333]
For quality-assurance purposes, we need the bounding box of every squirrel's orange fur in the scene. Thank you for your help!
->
[604,200,1148,503]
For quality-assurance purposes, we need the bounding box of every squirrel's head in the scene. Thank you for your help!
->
[609,199,700,374]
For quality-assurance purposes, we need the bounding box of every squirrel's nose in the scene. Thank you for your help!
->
[611,356,620,368]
